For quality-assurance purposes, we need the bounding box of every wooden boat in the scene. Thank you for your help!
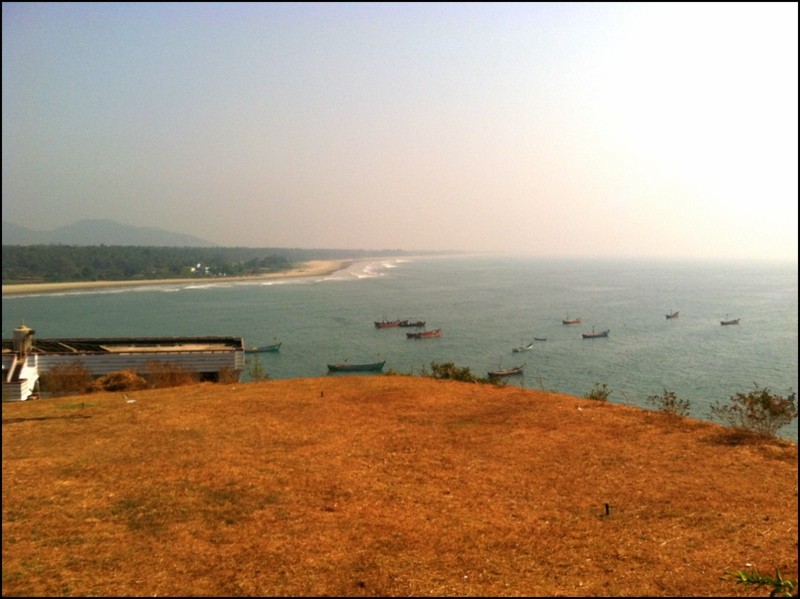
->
[720,318,740,326]
[666,311,679,319]
[398,320,425,328]
[562,317,581,325]
[488,364,524,378]
[512,342,534,353]
[406,328,441,339]
[582,328,609,339]
[245,342,282,353]
[327,360,385,372]
[374,319,403,329]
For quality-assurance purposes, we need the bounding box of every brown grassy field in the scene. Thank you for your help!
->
[2,376,797,597]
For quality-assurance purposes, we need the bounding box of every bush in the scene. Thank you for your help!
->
[88,370,147,393]
[384,368,412,377]
[40,363,93,397]
[143,361,198,389]
[647,388,691,416]
[710,384,797,438]
[585,383,611,401]
[427,361,490,384]
[217,367,241,384]
[246,357,270,382]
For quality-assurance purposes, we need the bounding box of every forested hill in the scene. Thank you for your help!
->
[1,245,410,284]
[2,219,216,247]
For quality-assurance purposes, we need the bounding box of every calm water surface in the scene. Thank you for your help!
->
[3,255,797,440]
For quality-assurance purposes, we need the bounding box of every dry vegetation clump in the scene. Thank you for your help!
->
[217,366,241,384]
[87,369,147,393]
[40,363,201,397]
[38,362,93,396]
[142,360,199,388]
[2,376,797,597]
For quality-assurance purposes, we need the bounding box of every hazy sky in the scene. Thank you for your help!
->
[2,2,797,260]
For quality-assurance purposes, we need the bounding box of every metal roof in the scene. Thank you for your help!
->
[2,336,244,354]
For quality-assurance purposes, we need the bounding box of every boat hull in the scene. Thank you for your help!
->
[327,361,386,373]
[488,365,524,378]
[406,329,441,339]
[398,320,425,327]
[245,342,282,353]
[582,330,610,339]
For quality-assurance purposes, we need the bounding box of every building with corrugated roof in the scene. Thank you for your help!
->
[2,324,245,401]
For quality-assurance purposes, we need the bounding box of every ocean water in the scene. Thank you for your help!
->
[3,255,797,440]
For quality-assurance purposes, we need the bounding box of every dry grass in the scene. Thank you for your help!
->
[2,376,797,597]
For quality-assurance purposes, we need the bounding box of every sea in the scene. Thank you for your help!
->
[3,254,798,441]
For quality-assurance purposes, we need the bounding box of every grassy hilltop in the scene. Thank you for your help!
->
[2,376,797,597]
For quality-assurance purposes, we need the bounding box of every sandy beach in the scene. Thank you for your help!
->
[1,259,352,296]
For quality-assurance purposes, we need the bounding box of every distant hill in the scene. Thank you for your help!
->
[2,219,217,247]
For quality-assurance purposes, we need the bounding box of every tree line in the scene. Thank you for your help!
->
[1,245,405,284]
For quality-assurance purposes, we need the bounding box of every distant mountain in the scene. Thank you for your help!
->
[2,221,47,244]
[2,219,217,247]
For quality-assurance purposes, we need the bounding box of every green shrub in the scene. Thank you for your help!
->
[729,568,797,597]
[710,384,797,438]
[246,356,270,382]
[647,388,691,416]
[427,361,491,384]
[585,383,611,401]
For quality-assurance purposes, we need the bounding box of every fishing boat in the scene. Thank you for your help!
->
[666,311,679,319]
[562,317,581,325]
[582,328,610,339]
[245,342,282,353]
[512,342,534,353]
[534,337,547,341]
[720,317,741,326]
[488,364,525,378]
[327,360,386,372]
[406,328,441,339]
[374,319,403,329]
[398,320,425,327]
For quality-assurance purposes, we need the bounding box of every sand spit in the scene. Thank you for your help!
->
[2,259,352,296]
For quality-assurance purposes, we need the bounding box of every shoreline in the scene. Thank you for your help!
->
[1,259,353,296]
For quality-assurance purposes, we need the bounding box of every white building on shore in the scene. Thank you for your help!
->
[2,324,245,401]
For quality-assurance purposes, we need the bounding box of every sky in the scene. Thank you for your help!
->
[2,2,798,261]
